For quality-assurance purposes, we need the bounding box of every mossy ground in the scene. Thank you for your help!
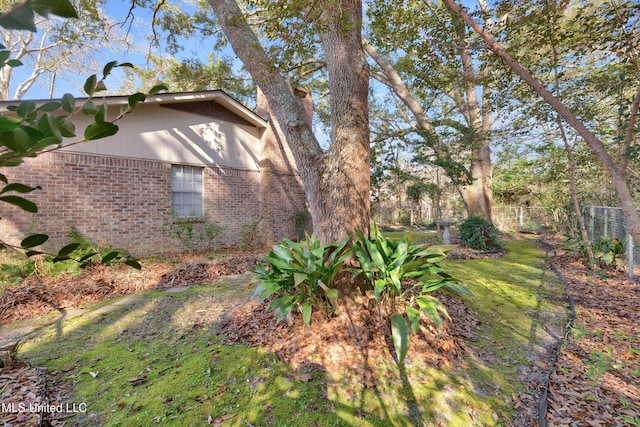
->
[16,239,566,426]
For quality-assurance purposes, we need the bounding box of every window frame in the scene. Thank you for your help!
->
[171,164,204,218]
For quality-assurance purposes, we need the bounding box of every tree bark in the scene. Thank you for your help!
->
[459,140,493,219]
[208,0,370,244]
[445,0,640,242]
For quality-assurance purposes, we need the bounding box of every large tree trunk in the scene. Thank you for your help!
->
[208,0,370,244]
[445,0,640,242]
[459,144,493,219]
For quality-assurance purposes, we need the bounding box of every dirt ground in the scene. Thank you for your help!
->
[1,236,639,426]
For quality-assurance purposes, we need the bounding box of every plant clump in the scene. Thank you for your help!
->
[251,223,472,365]
[459,216,501,251]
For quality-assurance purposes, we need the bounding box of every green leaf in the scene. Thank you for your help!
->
[82,101,99,115]
[0,182,39,195]
[301,302,312,328]
[84,122,118,140]
[6,59,22,67]
[102,61,118,78]
[0,173,7,184]
[124,259,142,270]
[406,306,421,333]
[0,116,20,132]
[0,51,9,63]
[37,101,62,112]
[83,75,97,96]
[59,120,76,138]
[61,94,75,113]
[390,313,410,364]
[95,102,107,123]
[10,127,30,153]
[374,278,387,301]
[57,243,81,257]
[21,234,49,249]
[148,83,168,95]
[37,113,62,141]
[293,272,307,286]
[0,195,37,212]
[416,295,450,330]
[95,80,107,92]
[25,250,43,258]
[30,0,78,18]
[16,101,36,119]
[101,251,120,264]
[440,282,473,297]
[0,7,37,32]
[128,93,146,108]
[325,288,338,301]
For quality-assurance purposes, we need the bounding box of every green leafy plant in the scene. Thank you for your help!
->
[459,216,501,251]
[592,236,624,268]
[620,415,640,427]
[162,214,224,251]
[352,223,472,363]
[1,227,140,283]
[239,217,262,250]
[251,234,350,327]
[563,234,624,269]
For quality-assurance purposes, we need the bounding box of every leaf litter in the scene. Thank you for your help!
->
[3,236,635,425]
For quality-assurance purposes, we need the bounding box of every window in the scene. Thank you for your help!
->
[171,165,204,217]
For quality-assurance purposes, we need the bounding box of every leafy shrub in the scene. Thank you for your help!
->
[593,236,624,268]
[239,217,262,250]
[252,234,350,327]
[0,227,138,282]
[459,216,501,251]
[398,208,411,226]
[562,234,625,269]
[352,223,472,363]
[163,214,224,251]
[0,260,35,286]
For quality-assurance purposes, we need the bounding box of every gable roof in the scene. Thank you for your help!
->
[0,90,267,129]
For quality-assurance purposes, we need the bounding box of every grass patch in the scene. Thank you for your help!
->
[16,239,566,426]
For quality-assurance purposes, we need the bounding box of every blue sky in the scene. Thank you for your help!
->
[9,0,211,100]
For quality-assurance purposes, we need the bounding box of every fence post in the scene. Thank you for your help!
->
[519,206,524,227]
[589,206,595,241]
[628,233,634,278]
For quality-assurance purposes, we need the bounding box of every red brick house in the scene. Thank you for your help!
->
[0,90,309,255]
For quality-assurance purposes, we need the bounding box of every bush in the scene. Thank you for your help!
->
[239,217,262,250]
[565,234,625,269]
[459,216,501,251]
[352,222,472,363]
[0,227,137,282]
[252,234,350,327]
[163,214,224,251]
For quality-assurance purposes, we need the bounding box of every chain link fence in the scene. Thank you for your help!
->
[583,205,639,278]
[493,206,551,231]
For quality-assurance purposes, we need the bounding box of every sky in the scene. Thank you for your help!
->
[7,0,215,101]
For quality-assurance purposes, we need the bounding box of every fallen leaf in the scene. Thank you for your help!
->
[299,373,312,382]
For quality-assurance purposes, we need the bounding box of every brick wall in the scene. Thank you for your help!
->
[0,150,305,256]
[256,87,312,244]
